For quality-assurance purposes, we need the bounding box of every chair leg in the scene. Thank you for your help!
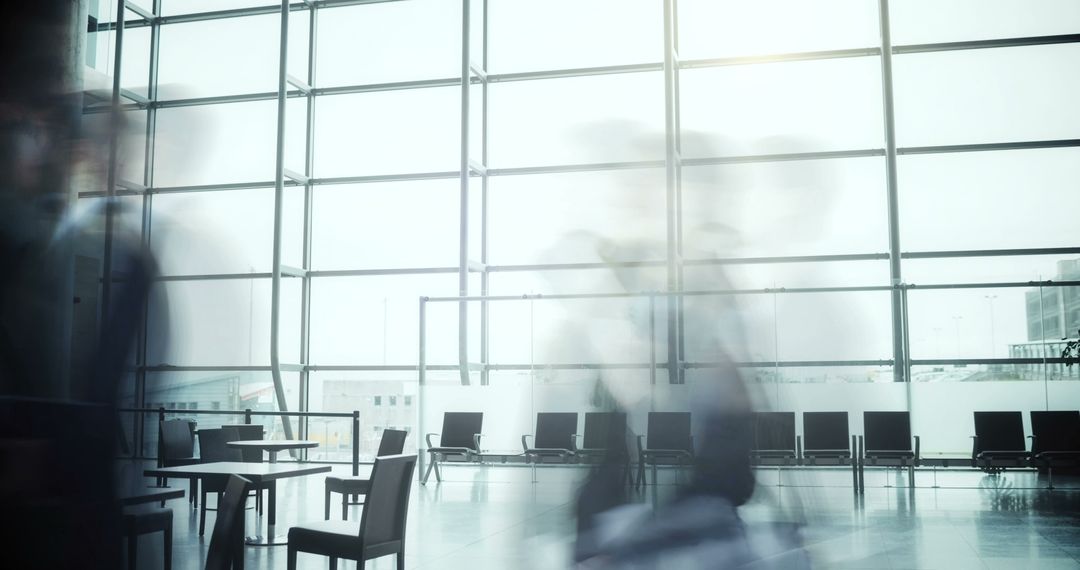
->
[397,550,405,569]
[163,520,173,570]
[329,556,338,570]
[433,459,443,482]
[287,545,297,570]
[127,534,137,570]
[325,486,332,520]
[422,458,435,484]
[342,493,349,520]
[198,490,208,537]
[190,478,198,508]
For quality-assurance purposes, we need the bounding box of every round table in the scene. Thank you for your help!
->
[226,439,319,463]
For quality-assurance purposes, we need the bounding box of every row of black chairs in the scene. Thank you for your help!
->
[421,410,1080,488]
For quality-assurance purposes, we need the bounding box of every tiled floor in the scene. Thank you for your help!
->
[123,460,1080,569]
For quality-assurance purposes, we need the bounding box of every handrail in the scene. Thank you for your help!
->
[121,407,361,473]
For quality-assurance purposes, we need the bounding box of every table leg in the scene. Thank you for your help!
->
[245,480,288,546]
[267,450,278,464]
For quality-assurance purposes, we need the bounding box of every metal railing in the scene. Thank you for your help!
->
[119,407,363,476]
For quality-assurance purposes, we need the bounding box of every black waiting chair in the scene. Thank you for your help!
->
[288,454,418,570]
[423,412,483,484]
[325,429,408,520]
[751,412,798,465]
[159,418,198,506]
[575,412,633,485]
[1030,410,1080,488]
[801,411,857,490]
[522,412,578,480]
[204,475,252,570]
[636,412,694,487]
[122,505,172,570]
[972,411,1029,472]
[196,427,266,536]
[862,411,920,486]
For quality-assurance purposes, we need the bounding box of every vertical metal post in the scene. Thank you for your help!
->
[457,0,472,386]
[244,408,253,424]
[101,0,128,334]
[479,0,491,386]
[352,410,360,477]
[662,0,683,384]
[877,0,906,383]
[418,297,428,476]
[135,0,163,460]
[270,0,296,441]
[297,0,319,444]
[649,294,657,385]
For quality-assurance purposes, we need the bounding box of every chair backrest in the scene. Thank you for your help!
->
[753,412,796,454]
[377,429,409,456]
[204,474,252,570]
[646,412,693,452]
[197,427,243,463]
[534,412,578,449]
[864,411,912,453]
[803,411,850,452]
[229,424,265,463]
[1030,410,1080,454]
[159,419,196,464]
[358,454,417,550]
[440,412,483,449]
[582,412,628,455]
[974,411,1026,453]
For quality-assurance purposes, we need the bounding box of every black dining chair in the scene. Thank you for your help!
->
[159,418,198,506]
[122,505,172,570]
[325,429,408,520]
[204,475,252,570]
[196,427,266,536]
[288,454,418,570]
[1030,410,1080,488]
[228,423,266,463]
[863,411,920,487]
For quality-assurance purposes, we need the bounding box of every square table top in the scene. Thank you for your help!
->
[144,461,331,482]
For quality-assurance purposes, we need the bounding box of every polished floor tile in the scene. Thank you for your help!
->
[121,461,1080,569]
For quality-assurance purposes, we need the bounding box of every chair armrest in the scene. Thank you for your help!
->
[637,434,645,455]
[425,433,439,448]
[1027,434,1036,453]
[970,436,978,462]
[571,434,582,452]
[473,433,483,452]
[914,435,921,464]
[522,434,533,453]
[796,435,803,459]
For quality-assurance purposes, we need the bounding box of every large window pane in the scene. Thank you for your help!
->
[890,0,1080,45]
[906,286,1048,360]
[679,0,879,60]
[158,14,280,100]
[151,187,304,275]
[898,148,1080,251]
[488,72,665,168]
[488,0,661,73]
[680,57,883,155]
[317,0,460,87]
[311,181,459,271]
[487,169,666,265]
[309,371,418,461]
[682,158,888,258]
[154,101,277,187]
[309,275,457,365]
[147,278,302,366]
[313,88,459,178]
[894,44,1080,146]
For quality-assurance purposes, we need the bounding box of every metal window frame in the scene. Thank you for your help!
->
[83,1,1080,457]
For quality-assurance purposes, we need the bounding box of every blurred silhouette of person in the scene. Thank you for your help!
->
[0,4,160,568]
[534,121,809,568]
